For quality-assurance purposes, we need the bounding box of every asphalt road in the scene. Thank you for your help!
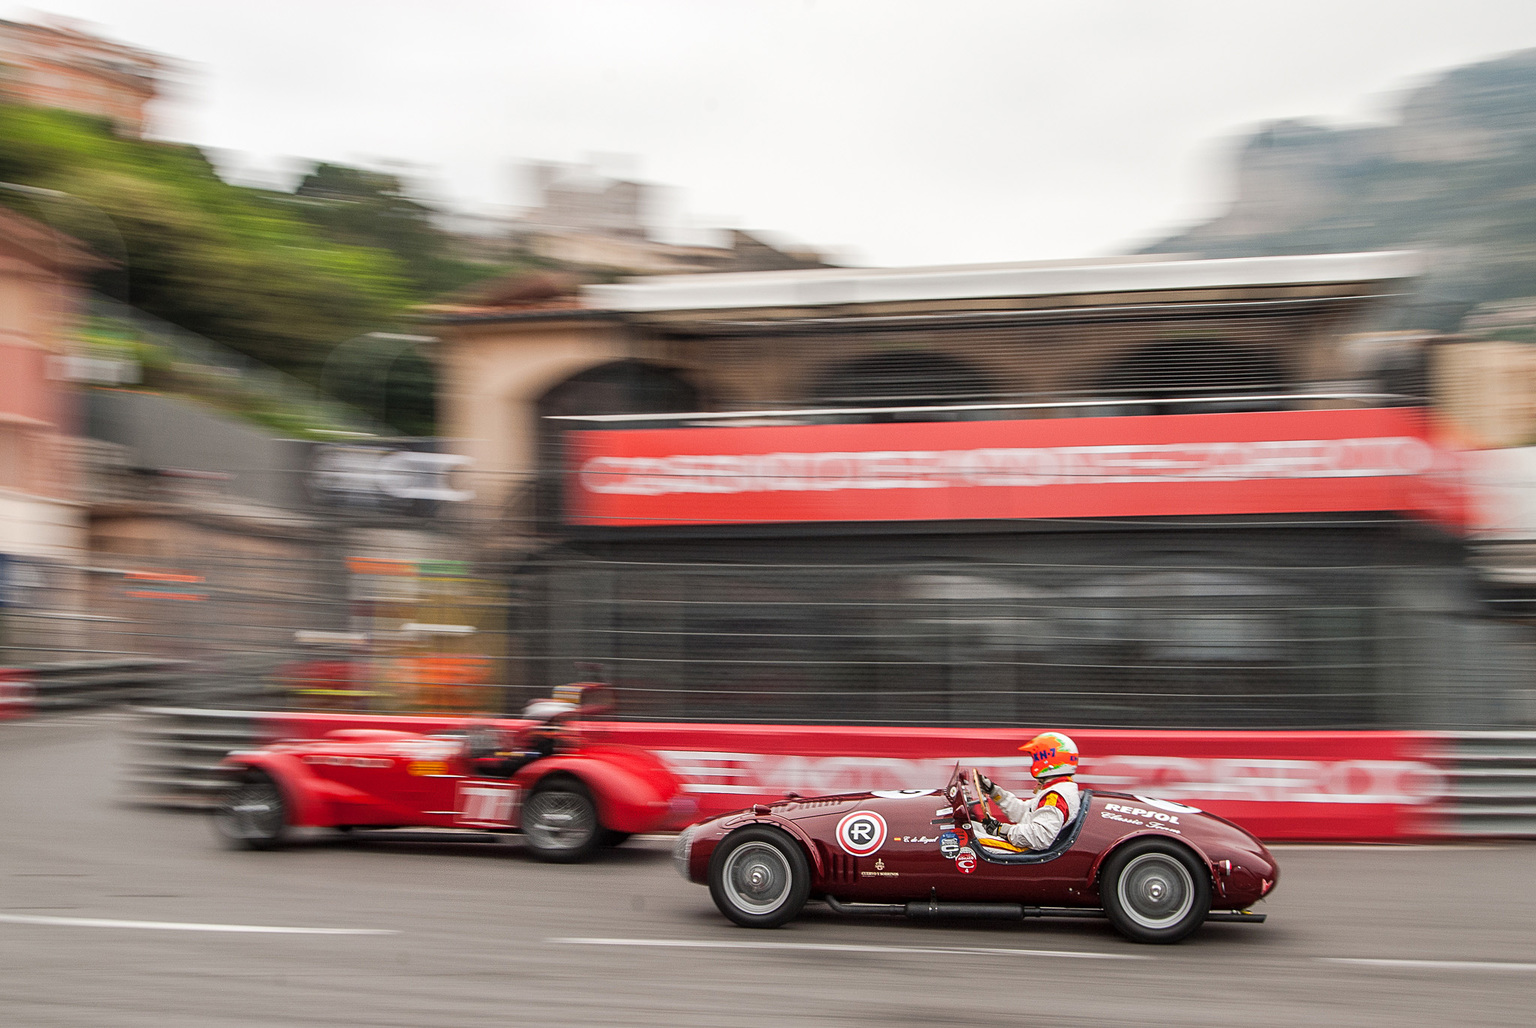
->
[2,714,1534,1028]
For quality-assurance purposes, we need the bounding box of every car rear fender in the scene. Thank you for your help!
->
[219,751,358,827]
[515,755,678,834]
[1089,831,1216,892]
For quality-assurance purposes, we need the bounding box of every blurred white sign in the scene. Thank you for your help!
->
[310,445,473,506]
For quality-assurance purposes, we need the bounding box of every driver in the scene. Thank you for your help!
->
[971,731,1081,850]
[469,696,577,777]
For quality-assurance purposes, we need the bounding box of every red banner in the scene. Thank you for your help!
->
[263,714,1448,841]
[566,407,1463,527]
[595,724,1447,841]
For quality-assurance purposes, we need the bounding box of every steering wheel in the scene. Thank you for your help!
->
[969,767,999,831]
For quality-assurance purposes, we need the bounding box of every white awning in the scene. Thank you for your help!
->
[584,251,1423,314]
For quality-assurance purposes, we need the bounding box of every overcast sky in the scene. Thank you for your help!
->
[14,1,1536,266]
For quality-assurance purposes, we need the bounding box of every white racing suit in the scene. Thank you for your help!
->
[987,778,1081,850]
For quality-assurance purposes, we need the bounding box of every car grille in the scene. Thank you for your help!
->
[672,826,695,879]
[780,798,849,810]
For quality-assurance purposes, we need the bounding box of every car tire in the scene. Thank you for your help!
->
[521,778,601,863]
[707,826,811,929]
[1100,838,1210,943]
[212,770,289,851]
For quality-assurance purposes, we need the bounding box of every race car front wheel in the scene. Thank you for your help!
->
[213,770,288,850]
[708,826,810,929]
[521,778,601,863]
[1101,838,1210,943]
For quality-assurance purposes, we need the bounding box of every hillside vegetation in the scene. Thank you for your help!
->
[0,105,520,434]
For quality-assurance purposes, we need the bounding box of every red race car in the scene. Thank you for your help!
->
[213,685,679,863]
[676,764,1278,943]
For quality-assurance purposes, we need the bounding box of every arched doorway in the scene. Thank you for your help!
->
[537,360,703,421]
[533,360,702,527]
[1093,339,1287,414]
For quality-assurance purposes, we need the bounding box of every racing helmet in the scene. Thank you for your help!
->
[1022,731,1078,780]
[522,698,577,722]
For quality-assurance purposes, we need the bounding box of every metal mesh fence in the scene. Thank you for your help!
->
[0,549,512,713]
[512,524,1536,730]
[9,518,1532,731]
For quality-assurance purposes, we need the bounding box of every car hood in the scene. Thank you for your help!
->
[696,787,953,830]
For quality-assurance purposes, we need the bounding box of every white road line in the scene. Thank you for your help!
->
[1320,957,1536,972]
[0,913,396,935]
[552,937,1144,960]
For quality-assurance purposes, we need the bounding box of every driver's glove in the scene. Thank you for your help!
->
[977,773,999,798]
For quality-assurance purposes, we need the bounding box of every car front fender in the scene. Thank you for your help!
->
[220,751,363,827]
[747,814,826,879]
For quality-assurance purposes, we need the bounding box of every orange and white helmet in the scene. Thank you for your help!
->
[1022,731,1078,780]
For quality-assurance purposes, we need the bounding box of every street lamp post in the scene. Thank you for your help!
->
[318,331,438,434]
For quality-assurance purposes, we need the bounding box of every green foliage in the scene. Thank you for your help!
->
[0,104,489,433]
[284,163,465,296]
[0,105,411,377]
[76,313,363,440]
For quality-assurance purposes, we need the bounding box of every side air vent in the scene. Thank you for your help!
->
[818,844,858,884]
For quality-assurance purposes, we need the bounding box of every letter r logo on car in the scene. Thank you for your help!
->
[836,811,888,857]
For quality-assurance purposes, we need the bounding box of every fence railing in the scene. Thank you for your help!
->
[3,658,188,715]
[7,543,1536,731]
[120,707,262,810]
[113,706,1536,839]
[1428,732,1536,836]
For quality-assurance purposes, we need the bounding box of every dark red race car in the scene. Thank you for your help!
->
[213,685,679,862]
[676,764,1277,942]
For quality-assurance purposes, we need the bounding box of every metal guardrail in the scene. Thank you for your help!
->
[121,707,263,810]
[119,710,1536,840]
[1429,732,1536,837]
[17,659,192,714]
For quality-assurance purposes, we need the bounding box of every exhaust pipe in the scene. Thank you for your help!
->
[824,896,1119,922]
[823,896,907,916]
[906,899,1025,921]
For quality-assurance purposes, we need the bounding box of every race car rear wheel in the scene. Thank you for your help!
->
[212,770,288,850]
[1101,838,1210,943]
[708,826,810,929]
[521,778,601,863]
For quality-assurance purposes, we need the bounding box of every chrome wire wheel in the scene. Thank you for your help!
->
[721,841,794,916]
[1116,852,1196,930]
[214,775,286,849]
[707,826,811,928]
[521,786,598,861]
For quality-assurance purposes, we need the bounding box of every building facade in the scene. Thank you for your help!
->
[0,207,96,562]
[430,251,1532,729]
[0,206,98,660]
[0,17,164,137]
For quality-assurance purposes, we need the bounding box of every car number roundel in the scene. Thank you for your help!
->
[835,811,888,857]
